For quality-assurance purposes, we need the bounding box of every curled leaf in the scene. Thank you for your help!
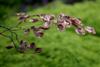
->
[75,28,86,35]
[85,26,96,34]
[57,23,65,31]
[65,19,72,28]
[42,22,50,29]
[70,17,83,28]
[17,13,30,22]
[35,48,42,53]
[39,26,49,30]
[18,40,28,52]
[35,31,44,38]
[31,26,44,38]
[57,19,71,31]
[29,42,36,49]
[40,14,54,22]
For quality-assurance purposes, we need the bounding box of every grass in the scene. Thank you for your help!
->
[0,1,100,67]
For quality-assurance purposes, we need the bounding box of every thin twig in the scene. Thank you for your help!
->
[0,25,20,43]
[0,33,17,49]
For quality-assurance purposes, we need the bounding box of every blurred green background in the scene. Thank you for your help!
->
[0,0,100,67]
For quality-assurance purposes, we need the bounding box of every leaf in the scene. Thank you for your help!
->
[75,27,86,35]
[85,26,96,34]
[6,45,13,49]
[35,48,42,53]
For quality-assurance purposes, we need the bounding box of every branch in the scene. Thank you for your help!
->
[0,25,20,42]
[0,25,19,49]
[0,33,17,49]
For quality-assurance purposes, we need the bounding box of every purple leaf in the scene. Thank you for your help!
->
[57,23,65,31]
[35,31,44,38]
[18,40,28,52]
[35,48,42,53]
[85,26,96,34]
[30,42,36,49]
[40,14,54,22]
[70,17,83,28]
[31,26,44,37]
[39,26,49,30]
[75,28,86,35]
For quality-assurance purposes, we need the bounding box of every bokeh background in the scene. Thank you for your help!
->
[0,0,100,67]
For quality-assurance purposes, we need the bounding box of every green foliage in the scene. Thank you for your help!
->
[0,1,100,67]
[0,0,23,6]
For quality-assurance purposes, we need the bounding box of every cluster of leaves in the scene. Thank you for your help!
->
[0,12,96,53]
[17,13,96,37]
[6,40,42,53]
